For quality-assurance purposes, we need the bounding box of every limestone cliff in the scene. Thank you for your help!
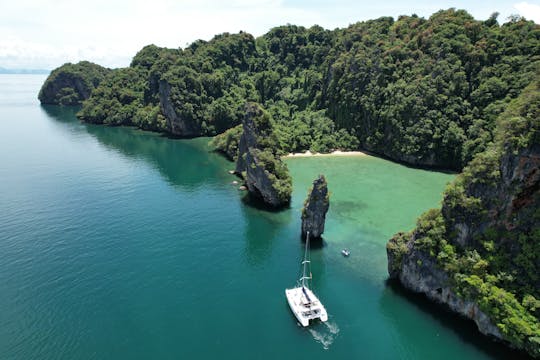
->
[301,175,329,239]
[387,79,540,358]
[235,103,292,208]
[235,104,258,174]
[387,232,503,339]
[158,79,202,137]
[38,61,110,105]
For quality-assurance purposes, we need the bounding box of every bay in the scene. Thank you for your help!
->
[0,75,519,359]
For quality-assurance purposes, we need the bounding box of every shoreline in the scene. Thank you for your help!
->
[282,150,368,158]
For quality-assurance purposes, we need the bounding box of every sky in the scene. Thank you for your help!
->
[0,0,539,70]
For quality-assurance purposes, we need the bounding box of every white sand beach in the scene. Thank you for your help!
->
[283,150,368,158]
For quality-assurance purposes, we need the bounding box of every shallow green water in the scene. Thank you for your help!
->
[0,75,520,359]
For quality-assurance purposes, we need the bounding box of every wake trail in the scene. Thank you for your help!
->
[307,319,340,350]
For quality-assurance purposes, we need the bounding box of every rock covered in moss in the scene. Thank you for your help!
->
[210,125,242,161]
[158,78,202,136]
[387,223,503,340]
[38,61,110,105]
[235,106,255,174]
[386,79,540,358]
[301,175,329,239]
[235,102,291,208]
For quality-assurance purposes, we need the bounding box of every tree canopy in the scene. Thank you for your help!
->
[38,61,110,105]
[58,10,538,170]
[388,76,540,357]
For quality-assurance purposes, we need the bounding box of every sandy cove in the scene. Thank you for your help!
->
[282,150,368,158]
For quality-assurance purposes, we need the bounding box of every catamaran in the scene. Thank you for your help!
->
[285,231,328,327]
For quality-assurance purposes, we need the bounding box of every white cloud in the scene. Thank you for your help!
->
[0,0,323,69]
[514,2,540,23]
[1,1,537,70]
[0,35,132,69]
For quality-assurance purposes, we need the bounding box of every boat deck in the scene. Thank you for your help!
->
[285,286,328,326]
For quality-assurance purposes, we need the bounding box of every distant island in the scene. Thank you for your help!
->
[38,9,539,357]
[0,67,50,74]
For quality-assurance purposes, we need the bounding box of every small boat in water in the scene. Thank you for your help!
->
[341,249,350,257]
[285,231,328,327]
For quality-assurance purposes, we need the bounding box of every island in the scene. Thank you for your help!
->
[301,175,329,240]
[38,9,539,356]
[38,61,110,105]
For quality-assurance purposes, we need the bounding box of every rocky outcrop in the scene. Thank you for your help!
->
[38,61,110,105]
[243,148,286,207]
[158,79,202,137]
[235,102,292,208]
[301,175,329,239]
[387,236,503,339]
[442,144,540,250]
[386,79,540,358]
[387,146,540,356]
[235,104,258,174]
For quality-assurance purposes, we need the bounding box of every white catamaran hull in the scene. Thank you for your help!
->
[285,287,328,327]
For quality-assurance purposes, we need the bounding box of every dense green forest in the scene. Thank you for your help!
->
[68,9,539,170]
[388,77,540,357]
[38,61,110,105]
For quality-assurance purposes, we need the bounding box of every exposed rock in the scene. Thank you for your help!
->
[387,237,502,339]
[387,146,540,355]
[158,79,202,137]
[364,143,439,168]
[38,61,110,105]
[235,104,259,174]
[301,175,330,239]
[387,79,540,358]
[235,102,291,208]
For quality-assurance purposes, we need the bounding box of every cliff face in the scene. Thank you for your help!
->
[235,105,258,174]
[387,234,503,339]
[243,148,285,207]
[158,79,202,137]
[38,61,110,105]
[387,79,540,358]
[379,146,437,168]
[442,144,540,250]
[301,175,330,239]
[235,103,292,208]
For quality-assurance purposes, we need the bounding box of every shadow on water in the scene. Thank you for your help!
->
[241,206,280,267]
[41,105,231,191]
[309,243,328,291]
[40,104,80,123]
[380,280,532,360]
[331,200,368,221]
[240,192,291,213]
[41,104,294,265]
[361,149,458,174]
[308,238,326,250]
[240,196,297,267]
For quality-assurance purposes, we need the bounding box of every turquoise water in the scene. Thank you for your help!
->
[0,75,521,359]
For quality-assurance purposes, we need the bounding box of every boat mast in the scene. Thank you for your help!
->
[301,231,311,288]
